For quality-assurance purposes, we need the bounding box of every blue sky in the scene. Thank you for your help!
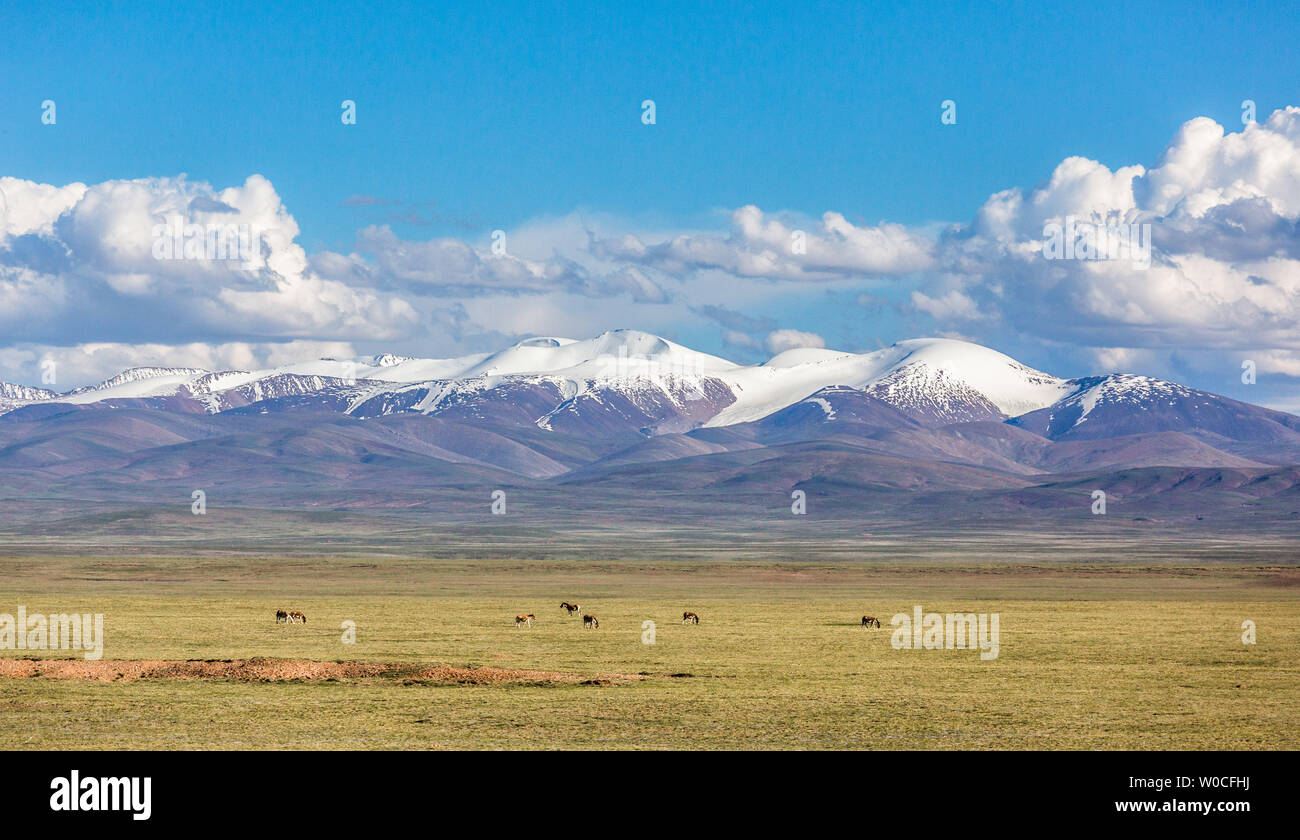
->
[6,0,1296,242]
[1,0,1299,409]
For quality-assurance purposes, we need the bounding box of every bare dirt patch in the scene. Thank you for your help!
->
[0,657,645,685]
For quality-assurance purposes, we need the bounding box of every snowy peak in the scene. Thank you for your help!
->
[79,367,210,393]
[0,381,59,412]
[461,329,739,380]
[536,374,737,438]
[1064,375,1201,426]
[1021,374,1206,440]
[368,353,414,367]
[1011,373,1299,442]
[0,334,1293,456]
[860,363,1004,425]
[0,381,58,401]
[878,339,1071,417]
[706,337,1069,427]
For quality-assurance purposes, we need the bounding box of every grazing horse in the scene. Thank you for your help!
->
[862,615,880,628]
[275,609,288,624]
[560,601,580,617]
[515,613,536,628]
[582,615,599,629]
[289,610,307,624]
[682,611,700,624]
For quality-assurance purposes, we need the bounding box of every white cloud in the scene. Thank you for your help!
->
[910,288,983,321]
[313,223,672,303]
[0,177,87,237]
[579,107,1300,366]
[1251,348,1300,377]
[764,329,826,354]
[588,204,934,279]
[4,105,1300,398]
[1137,110,1300,218]
[0,340,358,389]
[1089,346,1160,374]
[915,107,1300,358]
[0,174,419,345]
[723,329,761,350]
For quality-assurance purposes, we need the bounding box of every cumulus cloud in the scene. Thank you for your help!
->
[0,177,87,237]
[0,174,419,345]
[1136,111,1300,218]
[926,107,1300,355]
[1250,348,1300,377]
[764,329,826,354]
[0,178,688,383]
[5,105,1300,392]
[588,205,934,279]
[0,340,358,389]
[1089,346,1162,373]
[312,224,672,303]
[578,107,1300,374]
[910,288,984,321]
[723,329,761,350]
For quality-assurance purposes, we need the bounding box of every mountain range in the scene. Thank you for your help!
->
[1,330,1298,536]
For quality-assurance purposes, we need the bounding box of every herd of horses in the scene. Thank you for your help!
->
[275,605,881,629]
[269,602,687,630]
[514,604,702,629]
[521,609,878,628]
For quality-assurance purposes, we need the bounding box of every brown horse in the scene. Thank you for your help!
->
[275,609,288,623]
[515,613,536,627]
[862,615,880,628]
[582,615,599,629]
[560,601,580,617]
[289,610,307,624]
[682,611,700,624]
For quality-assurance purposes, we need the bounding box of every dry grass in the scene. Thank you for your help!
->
[0,555,1296,749]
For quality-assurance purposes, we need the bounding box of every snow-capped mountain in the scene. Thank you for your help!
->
[1010,374,1300,447]
[2,331,1298,534]
[701,338,1071,427]
[1,331,1295,467]
[859,365,1004,425]
[72,366,210,394]
[0,381,59,413]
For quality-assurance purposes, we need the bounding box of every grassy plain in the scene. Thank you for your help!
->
[0,551,1296,749]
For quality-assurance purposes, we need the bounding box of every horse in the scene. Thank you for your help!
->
[275,609,288,623]
[560,601,580,617]
[582,615,599,629]
[682,611,700,624]
[289,610,307,624]
[515,614,536,627]
[862,615,880,628]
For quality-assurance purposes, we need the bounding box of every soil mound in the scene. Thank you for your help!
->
[0,657,644,685]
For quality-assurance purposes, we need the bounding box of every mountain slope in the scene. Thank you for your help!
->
[1010,374,1300,463]
[0,334,1074,434]
[0,333,1294,490]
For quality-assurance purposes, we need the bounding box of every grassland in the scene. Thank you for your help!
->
[0,554,1296,749]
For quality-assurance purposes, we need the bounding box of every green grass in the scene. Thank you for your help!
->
[0,557,1296,749]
